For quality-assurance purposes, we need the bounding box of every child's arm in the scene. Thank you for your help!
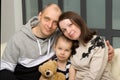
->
[69,65,76,80]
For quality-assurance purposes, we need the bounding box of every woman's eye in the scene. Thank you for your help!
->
[62,29,66,33]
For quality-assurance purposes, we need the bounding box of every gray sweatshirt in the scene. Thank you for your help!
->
[1,16,59,72]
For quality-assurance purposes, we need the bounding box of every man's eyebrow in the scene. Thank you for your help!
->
[44,16,50,19]
[54,20,58,23]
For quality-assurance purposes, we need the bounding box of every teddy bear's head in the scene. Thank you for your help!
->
[38,60,57,78]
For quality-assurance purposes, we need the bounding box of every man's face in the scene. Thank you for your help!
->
[38,6,61,38]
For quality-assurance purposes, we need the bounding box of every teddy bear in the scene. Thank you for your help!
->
[38,60,66,80]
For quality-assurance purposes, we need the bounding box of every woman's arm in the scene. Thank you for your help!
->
[69,65,76,80]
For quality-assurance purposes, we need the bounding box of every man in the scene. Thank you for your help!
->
[0,3,114,80]
[0,3,62,80]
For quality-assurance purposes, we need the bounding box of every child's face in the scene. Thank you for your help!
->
[54,37,72,62]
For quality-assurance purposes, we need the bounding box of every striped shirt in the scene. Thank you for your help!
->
[53,57,71,80]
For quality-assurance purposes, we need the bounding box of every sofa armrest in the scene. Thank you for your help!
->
[1,42,7,57]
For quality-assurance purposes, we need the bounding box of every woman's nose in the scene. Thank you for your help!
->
[66,28,71,34]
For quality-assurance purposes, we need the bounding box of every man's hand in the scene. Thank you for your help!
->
[106,40,114,62]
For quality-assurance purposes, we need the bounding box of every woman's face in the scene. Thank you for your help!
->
[59,19,81,40]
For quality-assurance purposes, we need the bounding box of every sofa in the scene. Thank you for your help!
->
[1,43,120,80]
[111,48,120,80]
[1,43,6,57]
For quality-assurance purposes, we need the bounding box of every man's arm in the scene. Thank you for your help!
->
[106,40,114,62]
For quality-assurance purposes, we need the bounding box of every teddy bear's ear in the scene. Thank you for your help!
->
[52,60,57,66]
[38,66,42,72]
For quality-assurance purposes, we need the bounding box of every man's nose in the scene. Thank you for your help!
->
[48,21,53,28]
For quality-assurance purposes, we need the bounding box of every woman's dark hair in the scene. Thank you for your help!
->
[54,33,79,55]
[58,11,96,46]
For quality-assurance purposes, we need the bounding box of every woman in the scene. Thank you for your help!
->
[58,11,114,80]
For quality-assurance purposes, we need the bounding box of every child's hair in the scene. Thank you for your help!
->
[54,33,79,56]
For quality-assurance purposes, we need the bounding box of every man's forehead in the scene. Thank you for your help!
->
[42,4,61,14]
[41,9,61,21]
[46,8,60,13]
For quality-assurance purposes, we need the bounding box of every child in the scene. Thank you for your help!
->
[52,33,79,80]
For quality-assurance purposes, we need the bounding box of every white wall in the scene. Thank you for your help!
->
[1,0,23,43]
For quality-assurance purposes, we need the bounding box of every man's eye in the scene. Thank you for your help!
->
[44,17,50,21]
[45,19,49,21]
[58,47,62,50]
[53,21,57,26]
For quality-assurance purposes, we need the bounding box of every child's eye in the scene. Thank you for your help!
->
[65,49,70,52]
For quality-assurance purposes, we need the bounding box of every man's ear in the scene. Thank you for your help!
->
[38,12,42,21]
